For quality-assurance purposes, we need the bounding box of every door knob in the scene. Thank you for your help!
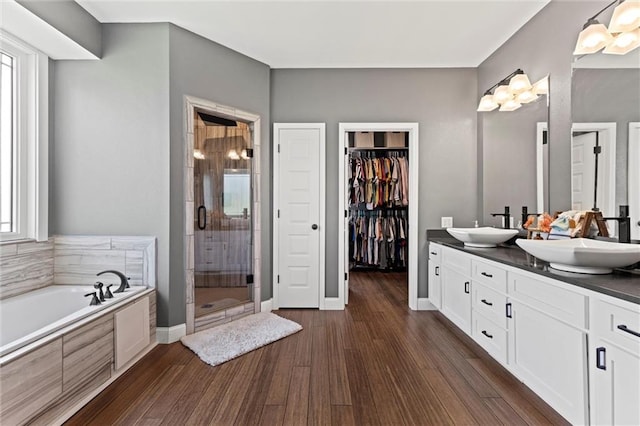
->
[311,224,318,230]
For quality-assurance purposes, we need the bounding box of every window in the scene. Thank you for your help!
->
[1,52,14,233]
[0,31,48,242]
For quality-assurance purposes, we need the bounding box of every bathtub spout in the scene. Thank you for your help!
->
[97,270,130,293]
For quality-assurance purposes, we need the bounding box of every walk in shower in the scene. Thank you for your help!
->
[193,110,253,317]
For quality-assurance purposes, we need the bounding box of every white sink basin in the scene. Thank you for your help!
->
[516,238,640,274]
[446,227,519,248]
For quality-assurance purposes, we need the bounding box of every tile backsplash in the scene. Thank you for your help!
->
[0,235,156,301]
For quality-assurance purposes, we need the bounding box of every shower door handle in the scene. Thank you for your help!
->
[197,205,207,230]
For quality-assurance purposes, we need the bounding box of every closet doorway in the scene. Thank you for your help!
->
[184,97,262,335]
[338,123,419,310]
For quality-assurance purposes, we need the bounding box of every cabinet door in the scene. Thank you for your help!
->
[508,301,588,425]
[115,297,150,370]
[441,267,471,334]
[428,259,442,309]
[590,339,640,425]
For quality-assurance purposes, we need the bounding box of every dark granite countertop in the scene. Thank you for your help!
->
[426,229,640,305]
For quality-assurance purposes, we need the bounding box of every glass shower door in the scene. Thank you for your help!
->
[194,115,253,317]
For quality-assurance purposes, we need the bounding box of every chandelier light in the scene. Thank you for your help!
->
[574,0,640,55]
[477,69,546,113]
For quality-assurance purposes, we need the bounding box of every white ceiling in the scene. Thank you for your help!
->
[77,0,551,68]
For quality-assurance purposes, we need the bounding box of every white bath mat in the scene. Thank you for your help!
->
[180,312,302,367]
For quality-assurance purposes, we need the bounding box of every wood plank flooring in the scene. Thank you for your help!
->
[65,271,569,425]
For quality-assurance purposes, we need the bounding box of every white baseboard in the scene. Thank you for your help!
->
[418,298,437,311]
[323,297,344,310]
[156,323,186,343]
[261,299,273,312]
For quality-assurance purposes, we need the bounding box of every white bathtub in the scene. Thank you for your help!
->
[0,285,146,357]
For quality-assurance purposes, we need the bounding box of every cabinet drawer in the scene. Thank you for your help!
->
[428,243,442,262]
[472,259,507,292]
[508,271,588,329]
[442,247,471,275]
[472,312,508,365]
[473,282,508,328]
[592,298,640,354]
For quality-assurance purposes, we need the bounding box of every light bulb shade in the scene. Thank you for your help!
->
[493,85,513,104]
[603,28,640,54]
[477,94,499,111]
[499,99,522,112]
[228,149,240,160]
[515,90,539,104]
[508,73,532,94]
[532,76,549,95]
[574,22,614,54]
[608,0,640,33]
[194,149,205,160]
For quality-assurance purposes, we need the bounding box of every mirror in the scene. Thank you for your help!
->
[481,76,550,226]
[568,49,640,237]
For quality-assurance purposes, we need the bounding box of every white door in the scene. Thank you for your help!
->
[274,124,325,308]
[571,132,597,211]
[629,123,640,240]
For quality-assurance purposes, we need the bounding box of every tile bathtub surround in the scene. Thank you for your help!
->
[0,240,55,300]
[53,236,157,288]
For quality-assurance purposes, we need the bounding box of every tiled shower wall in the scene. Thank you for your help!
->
[0,235,156,301]
[0,240,54,300]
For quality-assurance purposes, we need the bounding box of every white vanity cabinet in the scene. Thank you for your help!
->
[589,297,640,425]
[432,243,591,425]
[507,272,588,425]
[441,247,472,334]
[428,243,442,309]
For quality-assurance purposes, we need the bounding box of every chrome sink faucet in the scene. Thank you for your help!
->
[96,270,130,293]
[491,206,511,229]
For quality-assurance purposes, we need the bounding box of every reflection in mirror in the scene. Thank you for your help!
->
[569,49,640,239]
[482,77,549,226]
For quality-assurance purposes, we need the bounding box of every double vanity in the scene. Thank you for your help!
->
[427,230,640,425]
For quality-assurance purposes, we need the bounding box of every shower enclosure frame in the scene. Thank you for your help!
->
[184,96,262,335]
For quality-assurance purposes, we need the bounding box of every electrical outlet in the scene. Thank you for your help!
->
[441,217,453,228]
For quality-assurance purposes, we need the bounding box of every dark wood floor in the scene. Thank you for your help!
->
[66,271,569,425]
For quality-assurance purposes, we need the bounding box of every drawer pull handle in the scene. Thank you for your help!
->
[481,272,493,278]
[464,281,470,294]
[506,302,512,318]
[596,347,606,370]
[435,266,440,276]
[617,324,640,338]
[481,299,493,306]
[430,251,437,255]
[481,330,493,339]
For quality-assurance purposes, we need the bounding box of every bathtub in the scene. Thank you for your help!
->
[0,285,147,358]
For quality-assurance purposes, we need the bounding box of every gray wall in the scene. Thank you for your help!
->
[17,0,102,58]
[271,68,478,298]
[572,68,640,207]
[52,23,172,323]
[168,24,271,324]
[478,1,597,217]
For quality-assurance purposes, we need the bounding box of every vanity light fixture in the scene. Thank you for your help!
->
[499,99,522,112]
[477,69,545,112]
[193,149,205,160]
[532,75,549,95]
[574,0,640,55]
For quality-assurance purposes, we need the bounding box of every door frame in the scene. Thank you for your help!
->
[272,123,326,310]
[184,96,262,335]
[629,122,640,240]
[338,122,419,310]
